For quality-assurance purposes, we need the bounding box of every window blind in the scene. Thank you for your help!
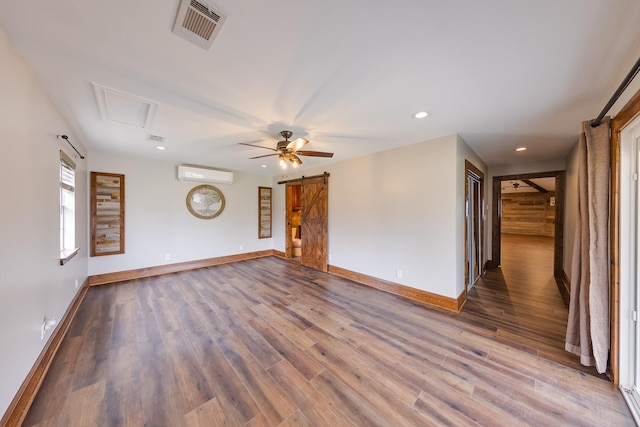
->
[60,150,75,192]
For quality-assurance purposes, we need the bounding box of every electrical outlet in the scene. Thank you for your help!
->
[165,254,171,261]
[239,245,244,251]
[396,269,403,279]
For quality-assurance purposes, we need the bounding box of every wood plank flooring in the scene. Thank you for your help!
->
[22,236,634,426]
[464,233,587,374]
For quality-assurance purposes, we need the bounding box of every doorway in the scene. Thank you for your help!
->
[287,184,302,259]
[490,171,565,279]
[283,173,329,272]
[465,160,484,292]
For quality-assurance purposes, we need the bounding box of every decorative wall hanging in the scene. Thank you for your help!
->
[90,172,125,256]
[186,184,225,219]
[258,186,272,238]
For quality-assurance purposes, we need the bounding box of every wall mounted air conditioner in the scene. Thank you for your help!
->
[177,165,234,184]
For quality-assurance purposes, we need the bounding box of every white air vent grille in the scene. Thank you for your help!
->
[173,0,227,50]
[147,134,165,142]
[189,0,220,21]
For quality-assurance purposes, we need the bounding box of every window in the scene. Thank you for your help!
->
[59,150,78,264]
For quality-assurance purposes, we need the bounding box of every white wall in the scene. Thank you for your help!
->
[88,152,273,275]
[272,134,483,299]
[0,27,88,418]
[563,142,579,280]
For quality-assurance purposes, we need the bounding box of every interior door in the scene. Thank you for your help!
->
[464,161,484,292]
[467,172,483,288]
[300,175,328,272]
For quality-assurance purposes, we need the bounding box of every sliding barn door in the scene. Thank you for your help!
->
[301,175,328,272]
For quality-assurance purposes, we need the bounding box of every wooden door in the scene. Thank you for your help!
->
[301,175,328,272]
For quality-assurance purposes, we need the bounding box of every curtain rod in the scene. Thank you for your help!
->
[57,135,85,159]
[591,55,640,128]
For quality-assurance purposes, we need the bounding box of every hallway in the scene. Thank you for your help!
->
[461,233,595,375]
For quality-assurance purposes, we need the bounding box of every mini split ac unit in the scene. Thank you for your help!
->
[177,165,233,184]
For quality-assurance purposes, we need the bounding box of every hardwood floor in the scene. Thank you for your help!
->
[464,233,585,373]
[22,239,633,426]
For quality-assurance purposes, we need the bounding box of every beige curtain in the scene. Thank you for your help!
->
[565,117,611,374]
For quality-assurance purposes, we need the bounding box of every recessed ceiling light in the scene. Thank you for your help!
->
[261,164,267,168]
[412,111,428,119]
[515,147,527,152]
[155,146,166,150]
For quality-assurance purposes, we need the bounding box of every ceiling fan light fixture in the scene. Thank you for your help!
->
[290,154,302,168]
[241,130,334,166]
[288,137,309,152]
[280,130,293,140]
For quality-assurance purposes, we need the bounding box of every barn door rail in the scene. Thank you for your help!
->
[277,172,330,185]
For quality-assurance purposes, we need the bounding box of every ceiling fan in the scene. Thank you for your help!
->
[239,130,333,168]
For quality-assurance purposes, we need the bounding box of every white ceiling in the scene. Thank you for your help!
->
[2,0,640,175]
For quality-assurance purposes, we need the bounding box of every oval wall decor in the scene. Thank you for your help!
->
[186,184,225,219]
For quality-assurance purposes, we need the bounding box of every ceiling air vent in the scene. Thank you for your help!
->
[172,0,227,50]
[147,134,165,142]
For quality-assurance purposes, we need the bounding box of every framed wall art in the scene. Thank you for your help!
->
[186,184,225,219]
[258,186,272,238]
[90,172,125,256]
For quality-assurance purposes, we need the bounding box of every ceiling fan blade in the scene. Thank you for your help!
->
[249,153,278,159]
[239,142,277,152]
[295,150,334,158]
[286,137,309,152]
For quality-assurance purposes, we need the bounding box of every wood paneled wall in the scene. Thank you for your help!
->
[501,192,556,236]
